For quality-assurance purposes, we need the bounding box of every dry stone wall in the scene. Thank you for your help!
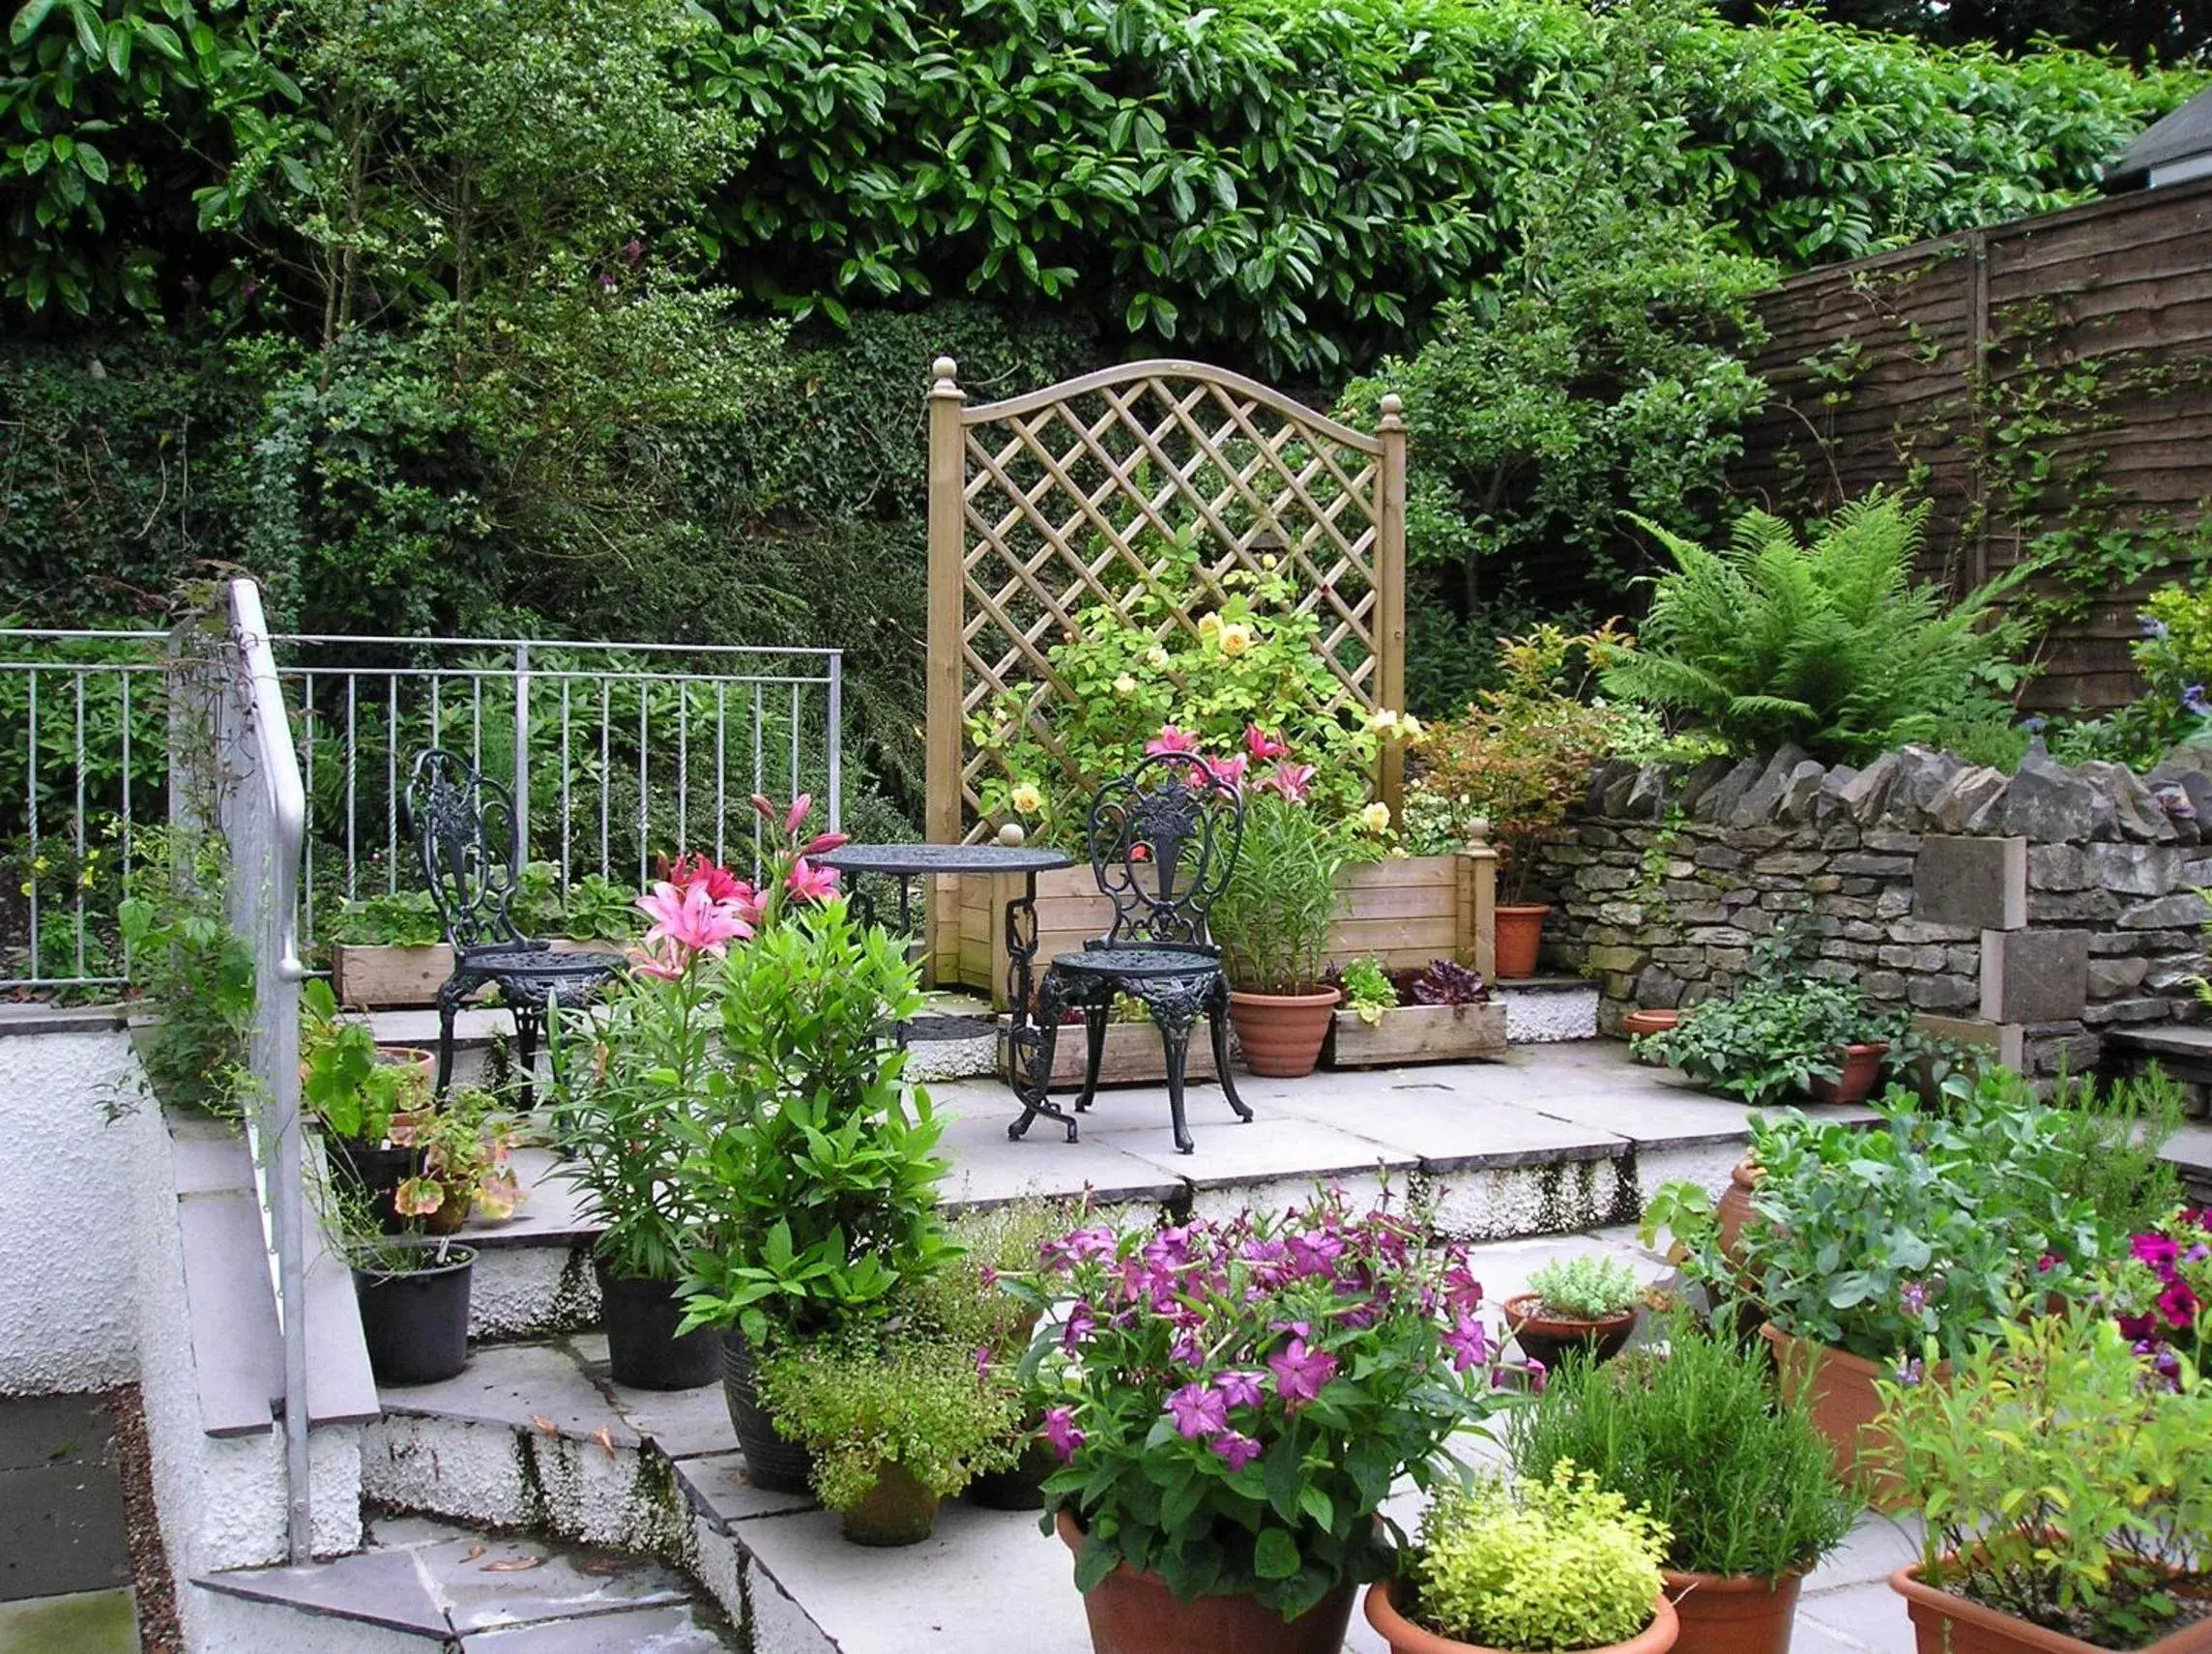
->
[1536,743,2212,1079]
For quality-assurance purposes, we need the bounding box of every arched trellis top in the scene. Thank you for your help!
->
[925,356,1408,844]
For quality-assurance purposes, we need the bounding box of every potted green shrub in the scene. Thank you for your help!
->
[1209,786,1352,1077]
[302,978,433,1232]
[1510,1315,1856,1654]
[330,1161,478,1387]
[758,1330,1023,1546]
[1364,1464,1679,1654]
[1643,1074,2115,1501]
[671,813,952,1492]
[389,1086,522,1236]
[1013,1190,1524,1654]
[548,854,758,1391]
[1877,1308,2212,1654]
[1504,1256,1645,1371]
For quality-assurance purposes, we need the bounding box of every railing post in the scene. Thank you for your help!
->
[826,650,843,832]
[511,642,531,868]
[1376,392,1409,822]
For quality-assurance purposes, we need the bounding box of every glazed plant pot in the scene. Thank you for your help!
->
[1229,988,1342,1079]
[1056,1509,1356,1654]
[353,1242,474,1386]
[1364,1577,1679,1654]
[1664,1569,1804,1654]
[1492,904,1552,980]
[1888,1564,2212,1654]
[327,1136,422,1235]
[1808,1042,1889,1106]
[719,1329,815,1494]
[1762,1325,1936,1510]
[1502,1292,1639,1371]
[597,1262,717,1391]
[839,1460,942,1547]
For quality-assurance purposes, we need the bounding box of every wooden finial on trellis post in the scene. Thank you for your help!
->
[1376,392,1409,822]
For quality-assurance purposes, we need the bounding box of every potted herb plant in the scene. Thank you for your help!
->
[1209,782,1352,1077]
[1407,624,1643,980]
[549,853,761,1391]
[1643,1074,2114,1501]
[672,802,951,1493]
[1878,1308,2212,1654]
[1364,1465,1679,1654]
[389,1087,522,1236]
[1012,1188,1522,1654]
[758,1329,1022,1546]
[1504,1256,1645,1371]
[1326,956,1507,1069]
[1510,1314,1856,1654]
[302,978,433,1232]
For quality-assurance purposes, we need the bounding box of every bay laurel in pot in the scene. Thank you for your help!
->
[1877,1307,2212,1654]
[757,1329,1023,1546]
[1210,789,1354,1077]
[1509,1313,1856,1654]
[1365,1464,1679,1654]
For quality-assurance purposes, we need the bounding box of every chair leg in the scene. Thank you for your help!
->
[1075,1001,1110,1114]
[1208,978,1251,1122]
[1135,983,1207,1156]
[511,1004,542,1114]
[1007,968,1078,1145]
[1159,1018,1195,1155]
[435,982,462,1099]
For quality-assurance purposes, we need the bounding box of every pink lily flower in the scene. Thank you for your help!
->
[785,856,840,904]
[638,879,752,955]
[802,830,849,857]
[1260,761,1315,803]
[1145,724,1201,756]
[626,939,689,981]
[1244,725,1289,762]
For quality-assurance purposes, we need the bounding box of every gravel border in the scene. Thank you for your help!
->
[110,1386,181,1654]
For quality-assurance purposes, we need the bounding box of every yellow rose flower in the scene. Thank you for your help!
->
[1114,673,1138,696]
[1010,783,1044,815]
[1217,622,1255,657]
[1360,800,1392,834]
[1398,713,1426,743]
[1198,612,1222,637]
[1146,645,1170,669]
[1365,709,1401,736]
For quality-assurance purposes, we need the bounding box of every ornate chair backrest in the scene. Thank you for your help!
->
[1086,751,1245,947]
[406,748,523,952]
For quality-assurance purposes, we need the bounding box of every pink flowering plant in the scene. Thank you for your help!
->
[1009,1187,1525,1619]
[2110,1209,2211,1372]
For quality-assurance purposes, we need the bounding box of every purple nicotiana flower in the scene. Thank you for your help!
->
[1062,1300,1097,1353]
[1042,1407,1085,1463]
[1210,1431,1263,1471]
[1165,1382,1229,1440]
[1898,1279,1930,1317]
[1170,1329,1205,1367]
[2184,684,2211,719]
[1895,1356,1927,1389]
[1441,1313,1490,1374]
[1212,1369,1266,1409]
[1266,1338,1338,1407]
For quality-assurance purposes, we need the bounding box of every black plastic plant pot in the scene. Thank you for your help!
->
[596,1262,717,1391]
[352,1242,475,1386]
[327,1136,422,1235]
[719,1329,815,1494]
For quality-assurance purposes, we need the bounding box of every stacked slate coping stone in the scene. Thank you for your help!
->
[1536,741,2212,1094]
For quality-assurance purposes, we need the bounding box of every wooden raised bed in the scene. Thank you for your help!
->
[932,850,1498,1010]
[1000,1017,1221,1090]
[330,938,617,1009]
[1324,1001,1508,1069]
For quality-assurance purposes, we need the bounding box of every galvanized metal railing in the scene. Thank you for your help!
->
[0,625,845,990]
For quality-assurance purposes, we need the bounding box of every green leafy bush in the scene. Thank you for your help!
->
[1601,494,2030,764]
[1877,1310,2212,1650]
[1410,1464,1670,1652]
[1209,793,1353,996]
[1510,1316,1855,1583]
[1525,1257,1642,1322]
[2053,583,2212,769]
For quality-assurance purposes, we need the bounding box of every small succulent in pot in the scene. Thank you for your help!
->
[1507,1257,1645,1371]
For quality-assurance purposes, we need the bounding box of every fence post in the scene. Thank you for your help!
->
[826,650,843,833]
[925,358,967,980]
[511,642,531,868]
[1458,830,1498,981]
[1376,392,1409,821]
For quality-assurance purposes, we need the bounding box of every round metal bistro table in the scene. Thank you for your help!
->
[817,842,1074,1090]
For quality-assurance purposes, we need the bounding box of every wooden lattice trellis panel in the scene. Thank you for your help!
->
[925,357,1407,843]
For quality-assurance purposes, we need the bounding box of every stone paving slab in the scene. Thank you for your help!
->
[380,1344,640,1449]
[1267,1078,1628,1173]
[456,1148,596,1248]
[462,1603,733,1652]
[0,1396,129,1606]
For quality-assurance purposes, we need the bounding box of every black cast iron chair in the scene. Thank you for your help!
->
[406,748,626,1109]
[1009,750,1251,1154]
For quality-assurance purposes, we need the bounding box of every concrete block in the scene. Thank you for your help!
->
[1979,928,2089,1024]
[1913,835,2026,931]
[1911,1013,2025,1070]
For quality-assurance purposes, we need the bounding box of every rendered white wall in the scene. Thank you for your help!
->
[0,1024,144,1392]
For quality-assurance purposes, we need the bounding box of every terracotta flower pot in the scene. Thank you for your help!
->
[839,1460,941,1547]
[1503,1292,1640,1371]
[1493,904,1551,980]
[422,1186,473,1235]
[1055,1509,1356,1654]
[1229,988,1342,1079]
[1761,1325,1938,1511]
[1364,1577,1679,1654]
[1714,1162,1762,1269]
[1664,1569,1804,1654]
[1889,1563,2212,1654]
[1808,1042,1888,1105]
[1623,1008,1680,1042]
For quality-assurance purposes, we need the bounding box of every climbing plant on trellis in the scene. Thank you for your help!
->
[925,357,1408,843]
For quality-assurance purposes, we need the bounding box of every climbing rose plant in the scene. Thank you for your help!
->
[1010,1189,1526,1620]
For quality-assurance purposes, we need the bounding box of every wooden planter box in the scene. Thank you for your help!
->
[1001,1017,1220,1090]
[330,939,613,1009]
[1324,1001,1509,1069]
[933,850,1498,1010]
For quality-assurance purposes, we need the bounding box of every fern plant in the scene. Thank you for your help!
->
[1602,493,2028,763]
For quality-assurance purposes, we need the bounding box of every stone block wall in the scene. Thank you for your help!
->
[1536,743,2212,1078]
